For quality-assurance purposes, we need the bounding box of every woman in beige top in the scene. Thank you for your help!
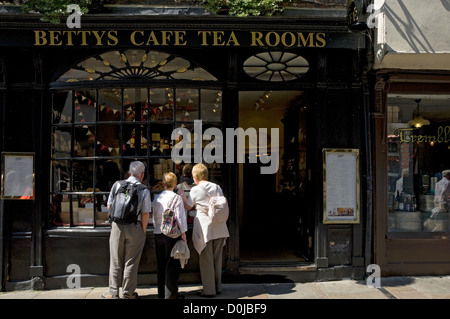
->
[179,163,229,297]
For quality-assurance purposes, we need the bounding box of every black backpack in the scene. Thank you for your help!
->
[109,180,147,225]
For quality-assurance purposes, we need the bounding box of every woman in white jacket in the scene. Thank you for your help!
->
[179,163,229,297]
[152,172,187,299]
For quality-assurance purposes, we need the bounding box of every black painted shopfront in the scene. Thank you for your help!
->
[0,9,371,290]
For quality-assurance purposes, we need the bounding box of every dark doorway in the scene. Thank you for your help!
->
[238,91,310,264]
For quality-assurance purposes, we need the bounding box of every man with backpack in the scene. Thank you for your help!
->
[102,161,151,299]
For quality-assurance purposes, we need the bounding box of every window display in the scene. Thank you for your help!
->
[51,87,223,228]
[387,95,450,233]
[51,49,221,228]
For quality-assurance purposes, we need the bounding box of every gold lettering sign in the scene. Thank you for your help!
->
[250,31,326,48]
[394,126,450,148]
[33,30,327,48]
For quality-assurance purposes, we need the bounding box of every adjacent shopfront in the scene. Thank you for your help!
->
[0,5,371,290]
[371,0,450,276]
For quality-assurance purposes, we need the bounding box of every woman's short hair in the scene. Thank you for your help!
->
[163,172,177,189]
[192,163,208,181]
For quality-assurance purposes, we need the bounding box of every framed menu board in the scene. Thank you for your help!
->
[1,152,35,200]
[323,148,360,224]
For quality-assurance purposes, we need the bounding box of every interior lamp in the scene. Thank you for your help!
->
[408,99,430,128]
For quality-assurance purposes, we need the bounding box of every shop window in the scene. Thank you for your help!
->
[387,94,450,233]
[50,50,222,228]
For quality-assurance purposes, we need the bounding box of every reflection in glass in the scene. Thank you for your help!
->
[176,88,199,121]
[53,128,71,158]
[149,88,174,121]
[52,160,71,192]
[52,91,73,124]
[98,89,122,122]
[74,125,95,157]
[123,88,148,122]
[96,123,121,156]
[201,90,222,121]
[72,160,93,191]
[74,90,96,123]
[149,123,174,157]
[123,123,148,157]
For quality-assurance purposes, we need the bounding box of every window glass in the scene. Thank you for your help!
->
[51,50,221,228]
[98,89,122,122]
[176,88,199,121]
[387,94,450,233]
[53,91,72,124]
[149,88,174,121]
[201,89,222,121]
[57,50,217,82]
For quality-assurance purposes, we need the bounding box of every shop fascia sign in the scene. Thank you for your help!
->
[394,126,450,148]
[32,29,328,48]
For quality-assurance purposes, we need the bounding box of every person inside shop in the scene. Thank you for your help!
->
[178,163,229,298]
[395,168,409,195]
[152,172,187,299]
[177,164,196,223]
[102,161,151,299]
[434,169,450,213]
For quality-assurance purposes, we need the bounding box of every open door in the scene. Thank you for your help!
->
[238,91,311,264]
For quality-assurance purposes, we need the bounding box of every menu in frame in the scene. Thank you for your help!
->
[323,148,360,224]
[1,152,35,200]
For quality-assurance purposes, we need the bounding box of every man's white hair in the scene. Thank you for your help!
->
[129,161,145,177]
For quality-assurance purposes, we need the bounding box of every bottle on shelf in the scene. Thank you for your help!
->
[405,195,411,212]
[411,195,417,212]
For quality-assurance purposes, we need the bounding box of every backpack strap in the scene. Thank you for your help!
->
[167,192,179,211]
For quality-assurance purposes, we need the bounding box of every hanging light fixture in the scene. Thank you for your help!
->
[408,99,430,128]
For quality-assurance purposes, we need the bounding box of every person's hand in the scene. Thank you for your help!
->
[177,188,185,196]
[181,232,187,242]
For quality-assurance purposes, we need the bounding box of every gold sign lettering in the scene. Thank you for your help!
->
[251,31,326,48]
[33,30,327,48]
[197,31,240,46]
[34,30,119,46]
[394,126,450,147]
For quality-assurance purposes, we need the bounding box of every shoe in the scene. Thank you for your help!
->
[101,293,119,299]
[197,292,216,298]
[122,292,139,299]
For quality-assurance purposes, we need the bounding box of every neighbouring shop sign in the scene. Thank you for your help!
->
[394,126,450,148]
[323,148,360,224]
[0,29,365,49]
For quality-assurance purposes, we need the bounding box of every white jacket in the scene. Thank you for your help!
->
[188,181,229,254]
